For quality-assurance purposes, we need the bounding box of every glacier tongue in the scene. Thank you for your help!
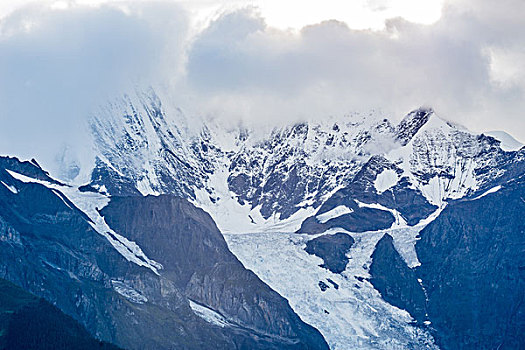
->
[78,89,525,349]
[224,228,437,350]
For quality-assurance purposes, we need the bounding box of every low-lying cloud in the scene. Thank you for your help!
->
[0,2,187,178]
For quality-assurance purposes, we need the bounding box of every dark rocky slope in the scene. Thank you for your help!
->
[415,176,525,350]
[369,176,525,349]
[299,155,437,234]
[0,278,120,350]
[0,156,328,350]
[369,234,427,323]
[304,233,354,273]
[101,195,328,349]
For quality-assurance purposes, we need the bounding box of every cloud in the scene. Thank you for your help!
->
[0,0,523,181]
[183,0,524,139]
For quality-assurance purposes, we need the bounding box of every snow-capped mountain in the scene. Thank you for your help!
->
[1,87,523,350]
[89,89,523,234]
[75,88,524,349]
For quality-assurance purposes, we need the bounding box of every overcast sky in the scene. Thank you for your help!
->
[0,0,523,176]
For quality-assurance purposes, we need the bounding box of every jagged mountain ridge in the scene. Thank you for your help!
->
[81,89,524,349]
[88,89,523,234]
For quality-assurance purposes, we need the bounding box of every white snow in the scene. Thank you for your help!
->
[1,181,18,194]
[388,226,422,268]
[420,176,445,207]
[416,205,446,226]
[485,131,523,151]
[189,300,232,328]
[472,185,502,200]
[5,169,163,275]
[354,200,407,228]
[224,230,437,350]
[193,165,316,234]
[373,169,398,194]
[316,206,353,224]
[111,280,148,304]
[386,112,481,209]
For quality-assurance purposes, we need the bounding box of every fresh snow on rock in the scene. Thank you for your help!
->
[386,112,480,207]
[86,92,521,235]
[193,165,317,233]
[485,131,523,151]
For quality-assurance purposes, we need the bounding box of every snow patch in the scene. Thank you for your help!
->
[316,206,353,224]
[388,226,423,268]
[373,169,398,194]
[354,200,407,228]
[472,185,502,200]
[485,131,523,152]
[111,280,148,304]
[1,181,18,194]
[189,300,231,328]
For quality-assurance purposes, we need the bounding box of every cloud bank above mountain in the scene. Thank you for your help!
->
[0,0,523,177]
[182,0,525,133]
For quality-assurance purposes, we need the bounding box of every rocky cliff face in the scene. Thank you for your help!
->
[0,156,328,350]
[87,91,523,236]
[369,234,427,324]
[367,174,525,350]
[100,195,328,349]
[304,233,354,274]
[415,176,525,349]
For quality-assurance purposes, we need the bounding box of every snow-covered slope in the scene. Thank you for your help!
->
[484,130,523,152]
[299,108,524,235]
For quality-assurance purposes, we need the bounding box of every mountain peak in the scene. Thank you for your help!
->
[395,107,434,146]
[484,130,524,152]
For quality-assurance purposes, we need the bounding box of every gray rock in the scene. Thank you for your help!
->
[0,156,328,350]
[101,195,328,350]
[304,233,354,273]
[369,234,427,323]
[415,176,525,349]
